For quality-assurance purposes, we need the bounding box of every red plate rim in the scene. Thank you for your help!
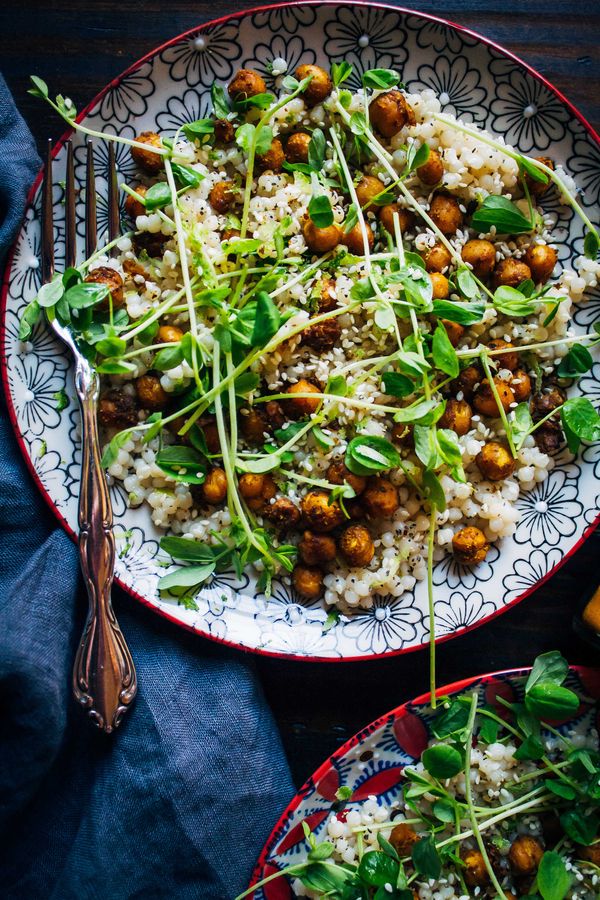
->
[1,1,599,662]
[248,663,600,892]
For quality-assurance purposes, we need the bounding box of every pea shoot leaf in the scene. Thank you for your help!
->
[525,650,569,692]
[255,124,273,156]
[362,68,400,90]
[308,128,326,170]
[158,563,215,591]
[584,229,599,260]
[345,435,400,476]
[143,181,172,211]
[537,851,572,900]
[182,119,214,141]
[493,285,538,317]
[210,83,230,119]
[557,343,594,379]
[561,397,600,453]
[471,195,533,235]
[250,291,282,347]
[331,61,353,87]
[432,322,459,377]
[519,155,549,185]
[308,193,334,228]
[412,836,442,880]
[432,299,485,325]
[18,299,41,341]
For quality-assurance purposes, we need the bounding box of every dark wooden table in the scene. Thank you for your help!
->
[2,0,599,788]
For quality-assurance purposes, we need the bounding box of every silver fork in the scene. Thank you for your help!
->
[42,138,137,733]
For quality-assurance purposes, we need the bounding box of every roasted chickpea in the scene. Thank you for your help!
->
[241,407,270,445]
[439,398,472,436]
[494,258,532,288]
[301,317,341,352]
[318,277,338,313]
[295,64,332,106]
[246,474,276,513]
[391,422,413,446]
[389,824,419,858]
[326,461,367,496]
[417,148,444,185]
[452,527,490,565]
[228,68,266,101]
[157,324,184,344]
[441,319,465,348]
[369,90,415,138]
[421,242,452,273]
[461,239,496,279]
[135,374,168,411]
[292,565,324,599]
[510,369,532,402]
[356,175,384,213]
[285,132,312,163]
[84,266,124,309]
[124,184,147,220]
[98,389,138,429]
[284,379,322,418]
[452,364,482,400]
[339,525,374,567]
[476,441,515,481]
[122,258,147,278]
[525,244,557,284]
[298,530,337,566]
[508,835,544,876]
[265,399,286,429]
[264,497,301,529]
[430,272,449,299]
[531,385,566,421]
[473,378,515,417]
[238,473,267,500]
[363,477,400,519]
[525,156,554,198]
[342,221,375,256]
[209,180,237,213]
[302,218,342,253]
[300,490,344,533]
[214,118,235,143]
[130,131,164,174]
[534,421,563,454]
[460,847,489,887]
[200,419,221,454]
[378,204,414,236]
[256,138,285,172]
[429,193,463,235]
[199,468,228,505]
[487,339,519,372]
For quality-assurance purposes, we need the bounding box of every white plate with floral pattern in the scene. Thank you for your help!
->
[2,2,599,660]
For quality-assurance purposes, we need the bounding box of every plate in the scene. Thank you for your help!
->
[2,2,599,660]
[248,665,600,898]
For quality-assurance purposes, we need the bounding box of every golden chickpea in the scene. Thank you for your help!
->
[476,442,515,481]
[363,477,400,519]
[200,419,221,454]
[284,379,322,418]
[339,525,374,566]
[84,266,124,309]
[452,364,482,400]
[461,239,496,279]
[300,490,344,532]
[298,530,337,566]
[285,132,312,164]
[246,474,276,512]
[264,399,286,429]
[135,374,168,411]
[487,339,519,372]
[214,118,235,143]
[98,389,138,429]
[356,175,384,213]
[525,156,554,198]
[417,148,444,185]
[256,138,285,172]
[531,385,566,421]
[241,408,269,445]
[430,272,449,299]
[494,258,532,288]
[525,244,557,284]
[318,277,338,313]
[265,497,301,529]
[342,222,375,255]
[441,319,465,348]
[301,317,341,352]
[130,131,164,174]
[473,378,515,417]
[460,847,489,887]
[124,184,147,219]
[421,242,452,273]
[326,461,367,496]
[389,823,419,858]
[122,258,147,278]
[510,369,532,403]
[292,564,324,599]
[302,218,342,253]
[439,398,472,436]
[430,193,463,235]
[157,325,184,344]
[508,835,544,876]
[452,527,490,565]
[378,204,414,236]
[209,180,237,213]
[295,64,332,106]
[369,90,415,138]
[238,473,267,500]
[228,68,266,100]
[200,468,228,505]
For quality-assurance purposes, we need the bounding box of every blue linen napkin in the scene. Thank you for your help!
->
[0,71,294,900]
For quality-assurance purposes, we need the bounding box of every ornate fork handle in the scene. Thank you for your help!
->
[72,355,137,732]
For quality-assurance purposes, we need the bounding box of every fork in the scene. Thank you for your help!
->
[42,138,137,733]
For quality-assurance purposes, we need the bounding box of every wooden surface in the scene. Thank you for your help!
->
[1,0,599,788]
